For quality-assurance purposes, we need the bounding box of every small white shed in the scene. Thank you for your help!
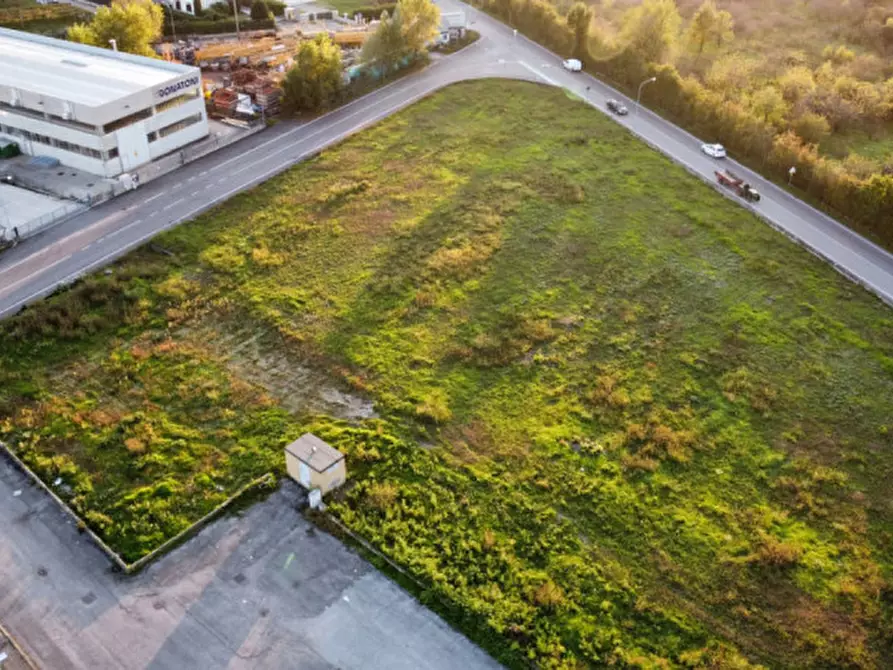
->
[284,433,347,494]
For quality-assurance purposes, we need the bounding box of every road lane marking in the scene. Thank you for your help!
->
[161,199,184,212]
[142,192,165,205]
[190,190,201,197]
[519,60,560,87]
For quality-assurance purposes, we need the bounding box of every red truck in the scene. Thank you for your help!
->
[715,169,761,202]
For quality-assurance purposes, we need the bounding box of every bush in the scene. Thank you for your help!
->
[164,16,274,36]
[351,3,396,19]
[250,0,270,20]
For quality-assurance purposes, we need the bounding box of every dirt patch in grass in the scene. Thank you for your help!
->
[2,80,893,667]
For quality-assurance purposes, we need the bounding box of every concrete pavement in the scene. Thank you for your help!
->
[2,0,893,314]
[0,458,502,670]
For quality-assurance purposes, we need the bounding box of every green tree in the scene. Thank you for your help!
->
[566,2,593,60]
[684,0,733,63]
[792,112,831,145]
[749,86,788,127]
[620,0,681,64]
[67,0,162,57]
[250,0,270,20]
[778,65,816,103]
[282,33,343,113]
[361,9,407,70]
[397,0,439,53]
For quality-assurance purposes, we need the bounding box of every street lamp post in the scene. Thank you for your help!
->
[636,76,657,116]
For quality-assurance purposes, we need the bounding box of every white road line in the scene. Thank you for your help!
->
[519,61,560,87]
[161,198,184,212]
[141,192,165,205]
[190,190,201,197]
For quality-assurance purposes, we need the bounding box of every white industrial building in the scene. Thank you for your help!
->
[0,27,208,178]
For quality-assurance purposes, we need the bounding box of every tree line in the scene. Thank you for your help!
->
[475,0,893,245]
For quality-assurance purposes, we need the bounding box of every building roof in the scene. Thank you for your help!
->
[285,433,345,473]
[440,11,466,30]
[0,28,194,107]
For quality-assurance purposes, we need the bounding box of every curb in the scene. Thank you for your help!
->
[0,440,275,574]
[0,621,39,670]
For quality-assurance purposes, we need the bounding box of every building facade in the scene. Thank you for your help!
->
[0,28,208,178]
[284,433,348,495]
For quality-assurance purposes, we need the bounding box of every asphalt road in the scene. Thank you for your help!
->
[2,0,893,314]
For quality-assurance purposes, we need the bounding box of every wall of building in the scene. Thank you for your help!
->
[285,454,348,494]
[0,92,208,177]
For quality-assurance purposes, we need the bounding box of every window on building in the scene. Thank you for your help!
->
[157,113,203,139]
[155,90,199,114]
[102,108,153,134]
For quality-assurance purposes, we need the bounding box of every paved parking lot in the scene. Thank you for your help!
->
[0,457,501,670]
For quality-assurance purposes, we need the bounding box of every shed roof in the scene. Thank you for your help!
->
[285,433,345,472]
[440,11,466,30]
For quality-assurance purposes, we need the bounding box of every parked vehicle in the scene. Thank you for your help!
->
[606,99,628,116]
[562,58,582,72]
[715,169,760,202]
[701,143,727,158]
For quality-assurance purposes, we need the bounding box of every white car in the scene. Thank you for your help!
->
[701,143,727,159]
[562,58,582,72]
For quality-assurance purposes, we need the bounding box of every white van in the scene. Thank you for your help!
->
[562,58,582,72]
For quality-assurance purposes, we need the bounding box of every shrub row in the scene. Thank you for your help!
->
[163,17,275,36]
[350,3,396,20]
[473,0,893,245]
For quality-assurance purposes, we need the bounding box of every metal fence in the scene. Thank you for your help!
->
[1,201,84,244]
[133,121,266,187]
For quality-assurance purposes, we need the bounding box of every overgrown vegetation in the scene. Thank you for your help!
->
[2,81,893,667]
[67,0,162,57]
[0,0,90,36]
[474,0,893,246]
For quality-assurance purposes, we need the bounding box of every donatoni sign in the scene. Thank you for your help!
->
[155,76,200,101]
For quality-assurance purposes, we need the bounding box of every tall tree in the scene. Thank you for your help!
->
[361,9,407,70]
[398,0,439,53]
[684,0,733,63]
[250,0,271,20]
[620,0,681,64]
[749,85,788,127]
[566,2,593,60]
[282,33,344,113]
[67,0,163,58]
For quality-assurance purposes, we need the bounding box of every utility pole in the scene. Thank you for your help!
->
[232,0,241,42]
[636,76,656,116]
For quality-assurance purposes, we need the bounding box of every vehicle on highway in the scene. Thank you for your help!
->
[606,99,628,116]
[562,58,582,72]
[701,143,727,158]
[715,169,760,202]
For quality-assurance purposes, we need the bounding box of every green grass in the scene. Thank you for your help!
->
[0,1,90,35]
[2,80,893,667]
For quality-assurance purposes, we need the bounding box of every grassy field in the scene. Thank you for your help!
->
[2,80,893,667]
[0,0,90,36]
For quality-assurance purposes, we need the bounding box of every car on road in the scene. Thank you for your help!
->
[562,58,582,72]
[606,99,628,116]
[701,143,727,159]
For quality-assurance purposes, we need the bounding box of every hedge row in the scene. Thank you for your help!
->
[351,3,396,20]
[472,0,893,245]
[163,17,275,36]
